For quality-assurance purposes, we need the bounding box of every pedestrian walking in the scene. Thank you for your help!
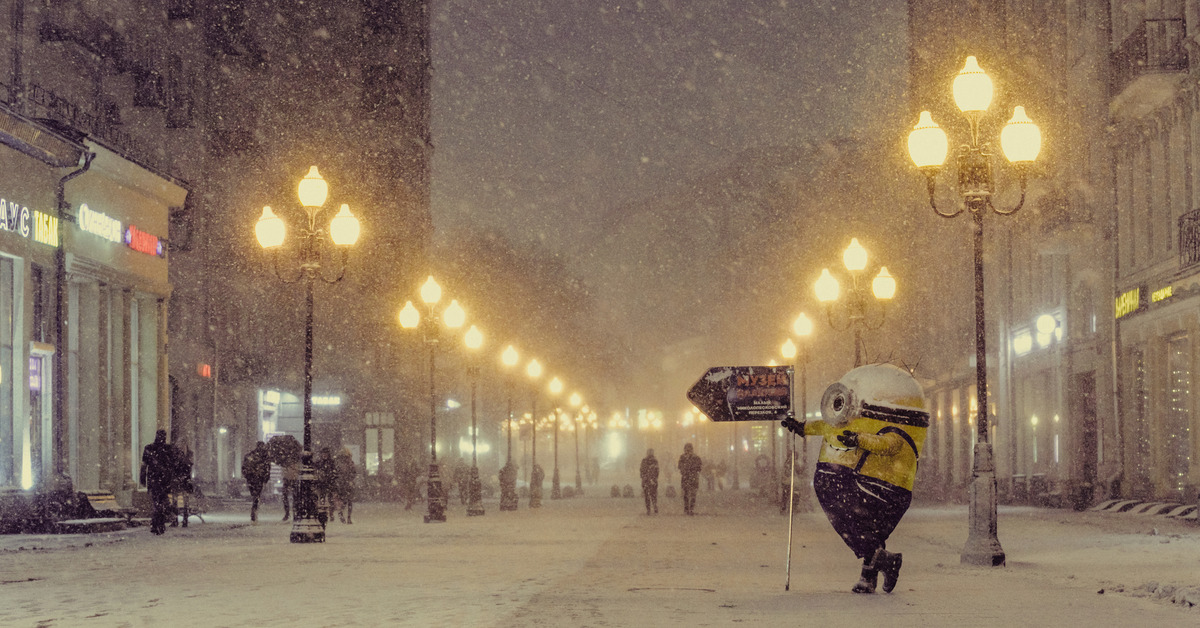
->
[781,363,929,594]
[139,429,175,535]
[334,447,357,524]
[677,443,702,515]
[242,441,272,523]
[268,435,302,521]
[314,447,337,526]
[171,442,195,527]
[639,449,659,515]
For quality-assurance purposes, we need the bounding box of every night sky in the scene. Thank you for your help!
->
[431,0,908,255]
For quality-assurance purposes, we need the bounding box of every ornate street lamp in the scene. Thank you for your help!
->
[399,276,467,523]
[255,166,360,543]
[548,376,564,499]
[814,238,896,367]
[526,358,544,508]
[906,55,1042,567]
[569,393,584,492]
[464,325,485,516]
[498,345,521,511]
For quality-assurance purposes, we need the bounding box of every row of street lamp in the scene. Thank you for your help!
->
[254,166,600,535]
[398,276,598,523]
[254,55,1038,568]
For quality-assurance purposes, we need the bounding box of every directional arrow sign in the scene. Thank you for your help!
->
[686,365,794,422]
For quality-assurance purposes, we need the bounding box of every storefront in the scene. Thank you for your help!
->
[1115,279,1199,503]
[0,106,84,497]
[62,141,185,504]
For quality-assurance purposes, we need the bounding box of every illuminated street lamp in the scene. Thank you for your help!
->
[399,276,467,523]
[255,166,360,543]
[548,376,564,499]
[814,238,896,367]
[498,345,521,511]
[906,55,1042,567]
[526,358,544,508]
[464,325,485,516]
[569,393,584,492]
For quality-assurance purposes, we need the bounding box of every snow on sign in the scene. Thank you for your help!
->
[686,366,794,422]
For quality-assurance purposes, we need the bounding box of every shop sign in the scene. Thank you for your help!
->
[78,203,123,243]
[1114,287,1146,319]
[124,224,163,257]
[0,197,58,248]
[1151,285,1174,303]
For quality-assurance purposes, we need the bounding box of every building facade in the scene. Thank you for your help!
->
[0,0,432,514]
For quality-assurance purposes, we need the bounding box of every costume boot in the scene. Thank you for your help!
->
[873,548,903,593]
[851,556,878,594]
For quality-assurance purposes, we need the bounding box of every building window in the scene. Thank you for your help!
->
[168,0,196,20]
[362,64,405,112]
[133,66,165,108]
[1165,334,1190,499]
[362,0,405,36]
[166,55,194,128]
[0,259,13,486]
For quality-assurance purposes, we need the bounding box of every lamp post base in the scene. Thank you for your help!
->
[551,469,561,499]
[289,468,325,543]
[467,466,485,516]
[290,517,326,543]
[961,444,1005,566]
[425,464,446,523]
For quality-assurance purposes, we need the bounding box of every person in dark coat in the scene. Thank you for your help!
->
[333,447,357,524]
[639,449,659,515]
[677,443,702,515]
[242,441,272,523]
[140,429,175,535]
[313,447,337,526]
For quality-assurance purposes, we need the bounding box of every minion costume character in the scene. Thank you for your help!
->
[781,363,928,594]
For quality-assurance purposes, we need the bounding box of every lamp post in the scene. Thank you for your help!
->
[255,166,360,544]
[499,345,520,511]
[814,238,896,367]
[781,312,814,512]
[399,276,467,523]
[569,393,584,492]
[465,325,485,516]
[906,55,1042,567]
[526,359,544,508]
[548,376,564,499]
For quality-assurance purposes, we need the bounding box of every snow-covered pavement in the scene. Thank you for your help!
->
[1,488,1197,627]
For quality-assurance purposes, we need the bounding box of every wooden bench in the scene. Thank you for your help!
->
[82,490,139,523]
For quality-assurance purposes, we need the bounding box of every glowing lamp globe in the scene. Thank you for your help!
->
[953,56,993,113]
[815,269,840,303]
[907,111,949,169]
[255,206,285,249]
[329,204,360,246]
[1000,106,1042,164]
[297,166,329,208]
[872,267,897,300]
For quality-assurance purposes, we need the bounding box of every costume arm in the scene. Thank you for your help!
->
[802,420,834,438]
[854,431,904,456]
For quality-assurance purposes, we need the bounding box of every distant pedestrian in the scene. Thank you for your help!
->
[242,441,272,523]
[677,443,702,515]
[140,429,175,535]
[639,449,659,515]
[171,443,195,527]
[268,435,302,522]
[334,447,357,524]
[314,447,337,526]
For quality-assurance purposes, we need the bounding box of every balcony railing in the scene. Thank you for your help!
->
[1111,18,1188,98]
[1179,208,1200,269]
